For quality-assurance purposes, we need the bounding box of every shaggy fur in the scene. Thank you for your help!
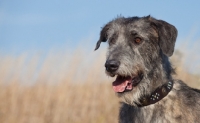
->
[95,15,200,123]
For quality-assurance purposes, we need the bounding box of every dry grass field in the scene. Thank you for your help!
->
[0,42,200,123]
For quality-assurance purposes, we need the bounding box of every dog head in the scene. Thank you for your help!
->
[95,16,177,106]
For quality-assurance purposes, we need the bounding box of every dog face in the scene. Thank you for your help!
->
[95,16,177,106]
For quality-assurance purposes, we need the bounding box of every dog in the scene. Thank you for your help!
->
[95,15,200,123]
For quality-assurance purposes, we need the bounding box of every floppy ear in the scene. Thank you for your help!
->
[94,23,110,51]
[149,17,178,57]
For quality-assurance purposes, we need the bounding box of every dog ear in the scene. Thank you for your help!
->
[149,17,178,57]
[94,23,110,51]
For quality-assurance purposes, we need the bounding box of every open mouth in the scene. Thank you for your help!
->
[112,74,143,93]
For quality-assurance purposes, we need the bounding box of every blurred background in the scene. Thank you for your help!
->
[0,1,200,123]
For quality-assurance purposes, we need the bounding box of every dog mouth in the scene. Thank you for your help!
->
[112,73,143,93]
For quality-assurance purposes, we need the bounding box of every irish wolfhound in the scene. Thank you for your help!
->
[95,15,200,123]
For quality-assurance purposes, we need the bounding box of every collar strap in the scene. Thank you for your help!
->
[137,81,173,107]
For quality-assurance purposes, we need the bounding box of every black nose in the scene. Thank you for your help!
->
[105,60,120,72]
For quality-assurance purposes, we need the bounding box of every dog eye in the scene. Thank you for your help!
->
[134,37,142,44]
[108,37,115,46]
[109,34,117,45]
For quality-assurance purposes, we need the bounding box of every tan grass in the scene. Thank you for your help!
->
[0,44,199,123]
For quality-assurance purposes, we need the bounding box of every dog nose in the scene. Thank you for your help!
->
[105,60,120,72]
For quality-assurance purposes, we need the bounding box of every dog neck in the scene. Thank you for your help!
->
[136,81,174,107]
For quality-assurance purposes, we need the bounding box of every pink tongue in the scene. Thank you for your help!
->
[112,76,132,92]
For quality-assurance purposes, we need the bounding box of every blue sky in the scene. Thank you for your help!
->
[0,0,200,55]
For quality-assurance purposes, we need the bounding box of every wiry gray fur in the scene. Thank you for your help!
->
[95,16,200,123]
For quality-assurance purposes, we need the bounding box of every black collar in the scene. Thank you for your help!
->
[136,81,174,107]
